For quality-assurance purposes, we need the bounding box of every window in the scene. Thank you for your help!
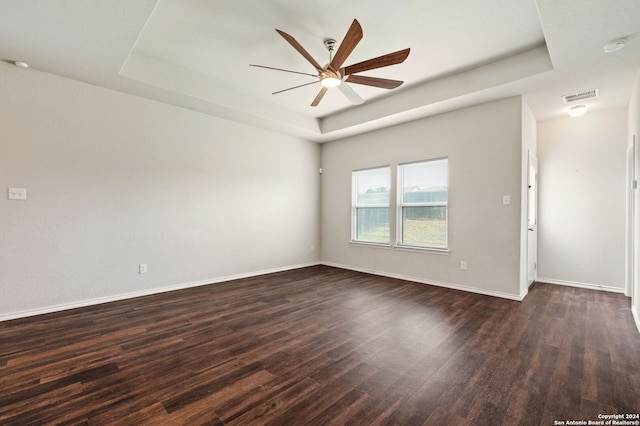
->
[352,166,390,244]
[397,158,448,249]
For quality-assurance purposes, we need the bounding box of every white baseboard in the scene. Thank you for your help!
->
[0,262,320,323]
[321,262,525,301]
[633,304,640,335]
[536,277,626,294]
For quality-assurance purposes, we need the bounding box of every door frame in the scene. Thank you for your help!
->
[527,150,538,286]
[627,135,636,298]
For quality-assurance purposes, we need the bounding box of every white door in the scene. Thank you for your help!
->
[527,151,538,286]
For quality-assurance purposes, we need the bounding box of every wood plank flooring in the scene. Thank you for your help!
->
[1,265,639,425]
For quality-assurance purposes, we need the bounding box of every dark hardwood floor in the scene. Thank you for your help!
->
[1,265,639,425]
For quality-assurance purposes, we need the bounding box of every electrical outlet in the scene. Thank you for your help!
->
[460,261,467,270]
[8,188,27,200]
[139,264,147,274]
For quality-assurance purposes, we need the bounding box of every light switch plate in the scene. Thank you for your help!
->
[8,188,27,200]
[502,195,510,205]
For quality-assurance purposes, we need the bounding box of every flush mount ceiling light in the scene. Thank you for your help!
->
[569,105,587,117]
[14,61,29,69]
[603,38,626,53]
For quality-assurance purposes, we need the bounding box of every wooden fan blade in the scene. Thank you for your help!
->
[275,29,324,72]
[311,87,329,107]
[250,64,318,77]
[338,83,364,105]
[272,81,319,95]
[329,19,363,71]
[343,48,410,75]
[345,75,404,89]
[272,81,317,95]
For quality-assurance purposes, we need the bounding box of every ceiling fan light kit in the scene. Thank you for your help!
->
[320,74,341,88]
[252,19,410,107]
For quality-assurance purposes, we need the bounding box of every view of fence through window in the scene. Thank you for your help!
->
[399,158,448,248]
[353,167,390,243]
[352,159,448,248]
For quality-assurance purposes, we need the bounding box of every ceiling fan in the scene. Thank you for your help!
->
[251,19,410,107]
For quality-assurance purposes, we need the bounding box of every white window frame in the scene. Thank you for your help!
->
[351,166,391,245]
[396,158,449,251]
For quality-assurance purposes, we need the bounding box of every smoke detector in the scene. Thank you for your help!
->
[603,39,626,53]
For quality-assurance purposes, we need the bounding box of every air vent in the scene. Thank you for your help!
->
[562,89,599,104]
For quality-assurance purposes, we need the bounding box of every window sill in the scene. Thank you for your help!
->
[349,241,449,254]
[394,245,450,255]
[349,241,392,249]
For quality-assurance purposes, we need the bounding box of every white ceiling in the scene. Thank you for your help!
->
[1,0,639,142]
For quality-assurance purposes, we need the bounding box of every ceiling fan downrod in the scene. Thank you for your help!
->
[324,39,337,62]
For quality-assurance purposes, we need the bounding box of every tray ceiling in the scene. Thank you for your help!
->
[1,0,639,141]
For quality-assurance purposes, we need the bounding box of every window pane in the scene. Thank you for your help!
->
[356,168,390,205]
[398,158,448,249]
[353,166,390,244]
[402,206,447,247]
[401,159,448,203]
[356,207,389,243]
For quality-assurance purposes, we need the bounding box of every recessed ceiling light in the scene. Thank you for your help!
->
[14,61,29,69]
[569,105,587,117]
[603,39,625,53]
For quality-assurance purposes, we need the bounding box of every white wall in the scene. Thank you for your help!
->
[320,97,525,299]
[0,63,320,319]
[629,69,640,332]
[537,108,627,291]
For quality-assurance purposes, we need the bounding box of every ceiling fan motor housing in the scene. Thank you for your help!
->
[324,39,337,52]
